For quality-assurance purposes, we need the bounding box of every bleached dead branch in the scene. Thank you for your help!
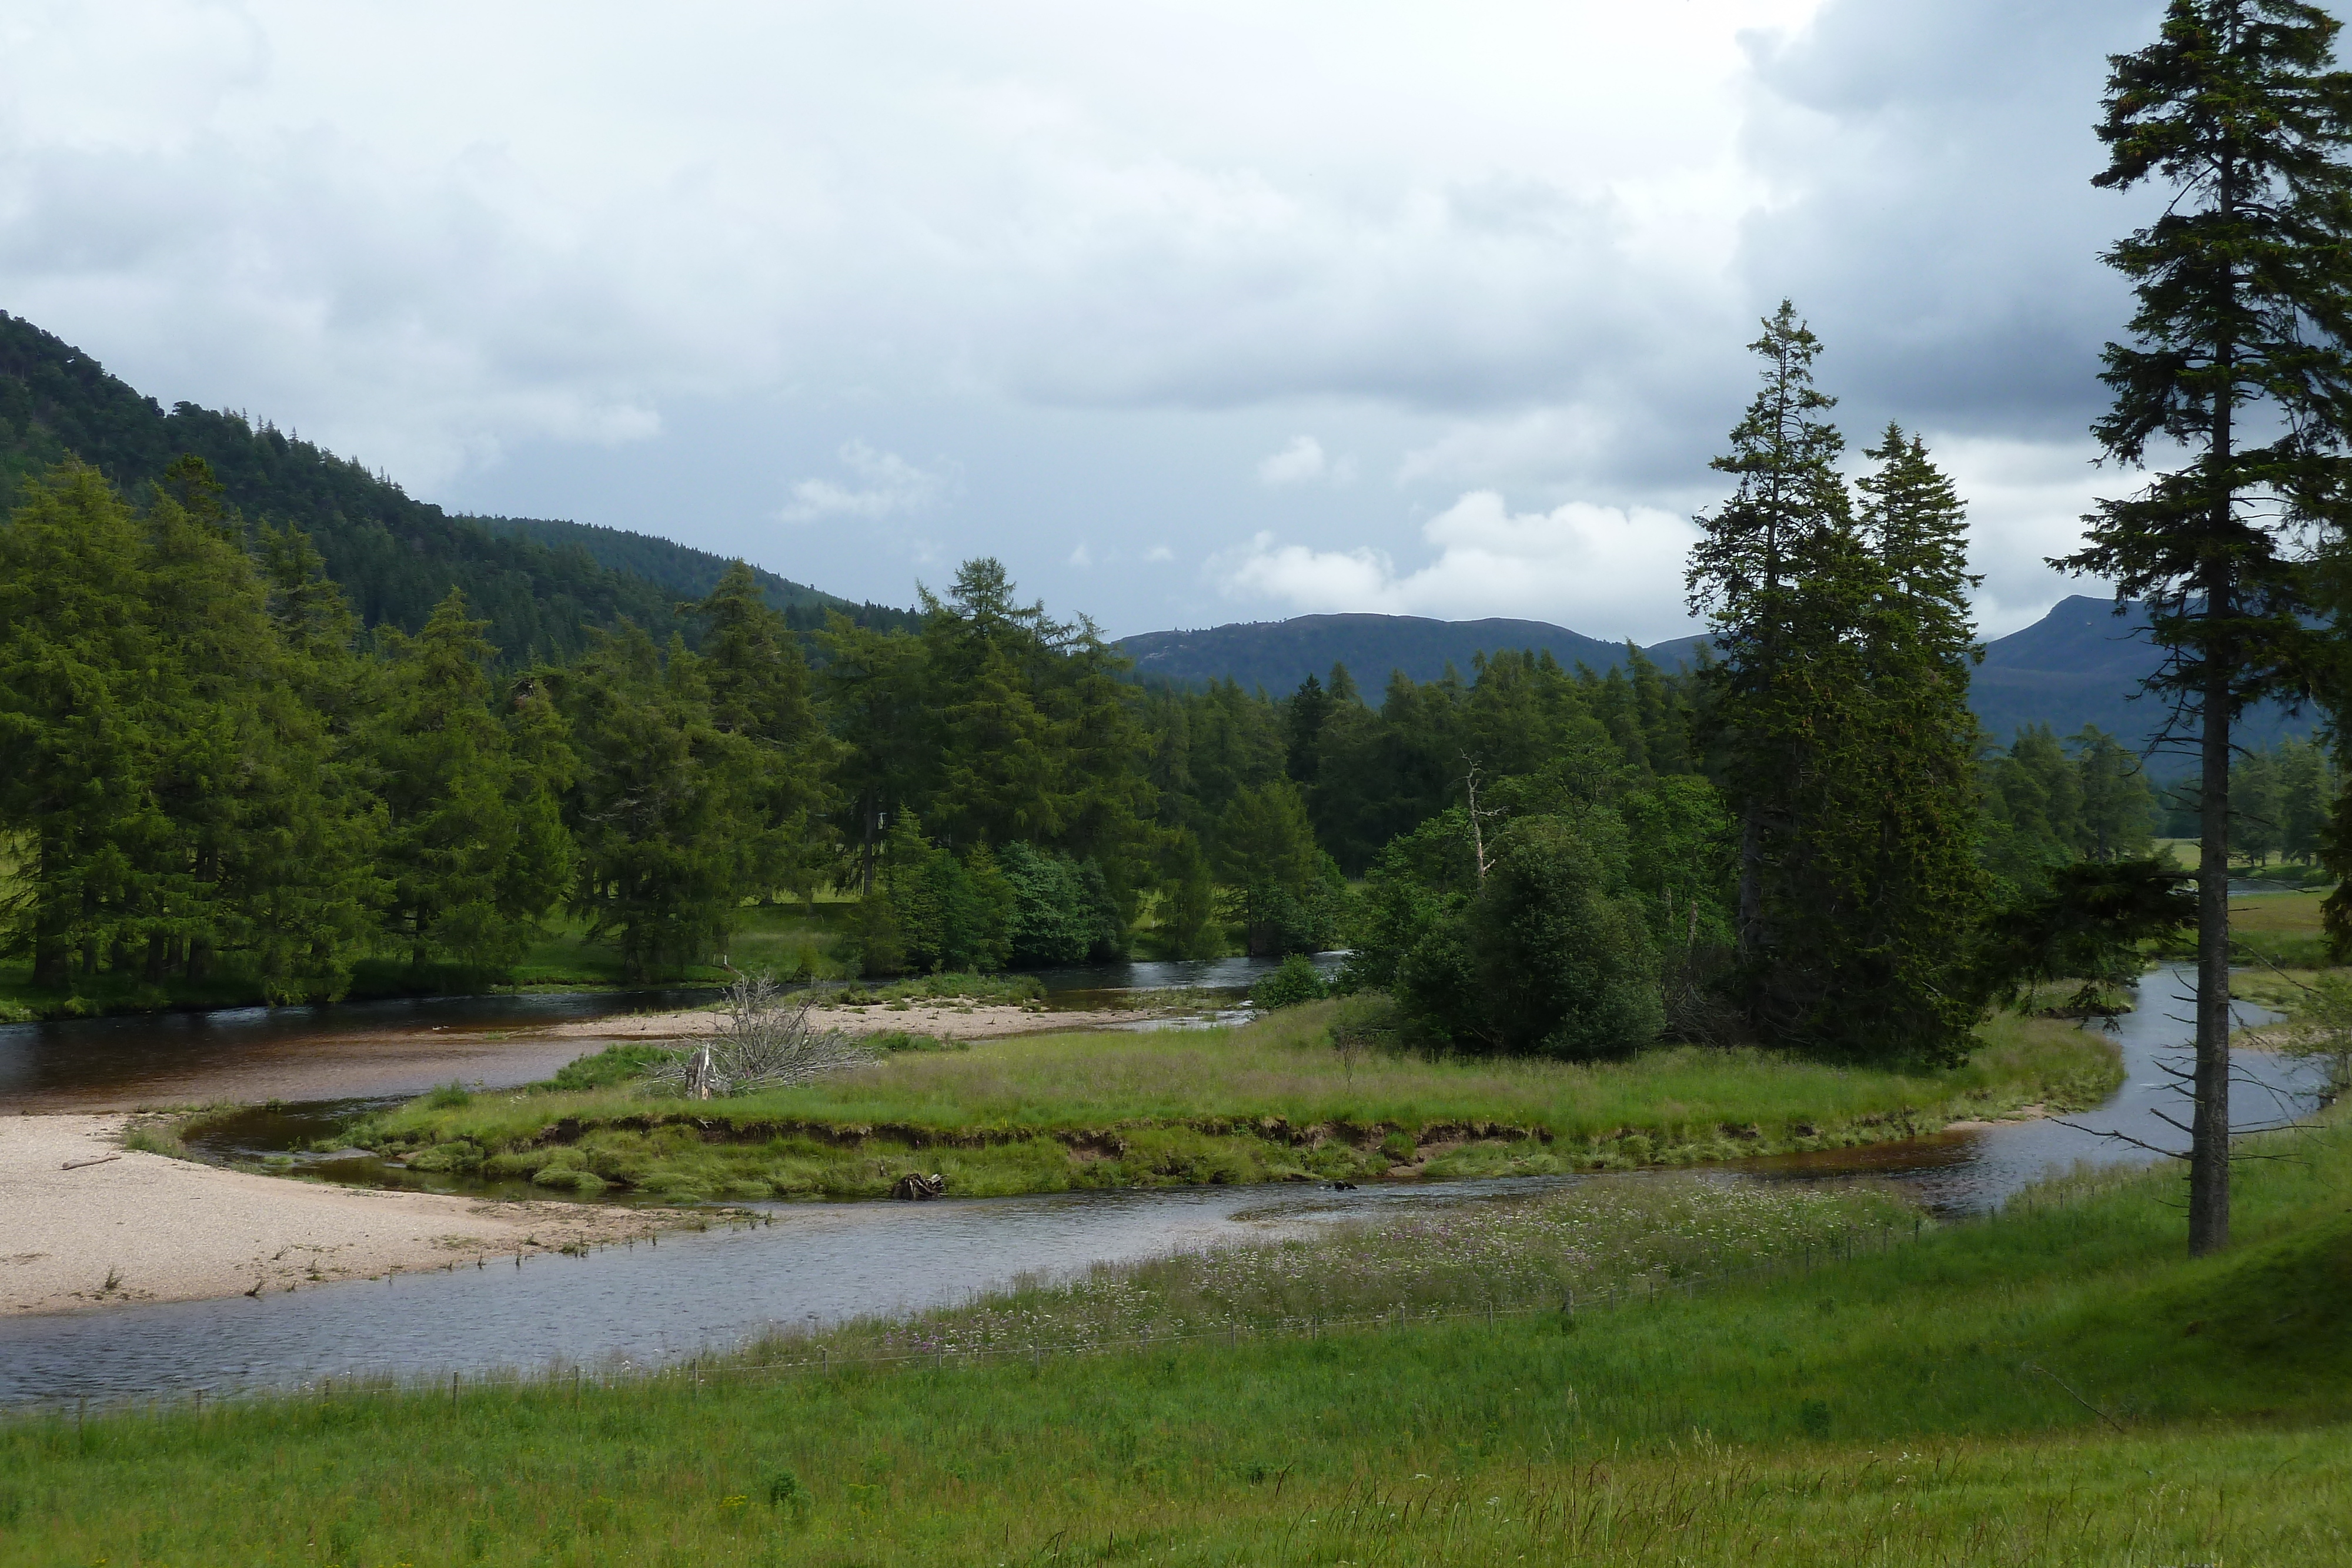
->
[651,974,872,1099]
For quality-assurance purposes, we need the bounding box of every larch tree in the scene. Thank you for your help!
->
[2063,0,2352,1255]
[368,590,573,974]
[694,561,834,905]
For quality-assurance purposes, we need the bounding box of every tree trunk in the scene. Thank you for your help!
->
[2186,132,2243,1258]
[1735,808,1762,962]
[2190,299,2236,1256]
[2191,604,2233,1256]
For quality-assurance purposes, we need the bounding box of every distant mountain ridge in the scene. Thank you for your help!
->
[1117,598,2318,766]
[0,310,910,661]
[1118,613,1642,694]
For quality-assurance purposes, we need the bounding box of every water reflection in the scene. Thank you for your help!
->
[0,955,1345,1109]
[0,989,713,1111]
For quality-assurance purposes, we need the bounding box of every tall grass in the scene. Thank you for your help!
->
[6,1116,2350,1564]
[348,1004,2122,1200]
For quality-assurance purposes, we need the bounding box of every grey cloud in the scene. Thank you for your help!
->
[1733,0,2167,440]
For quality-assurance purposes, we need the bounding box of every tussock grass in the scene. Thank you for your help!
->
[8,1117,2351,1563]
[348,1004,2122,1201]
[801,1176,1915,1362]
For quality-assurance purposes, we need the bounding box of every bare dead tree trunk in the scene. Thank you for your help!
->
[1461,759,1495,886]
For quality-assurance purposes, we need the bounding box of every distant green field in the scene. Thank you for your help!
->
[8,1111,2348,1564]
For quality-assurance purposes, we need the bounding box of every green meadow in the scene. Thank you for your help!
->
[6,1111,2347,1566]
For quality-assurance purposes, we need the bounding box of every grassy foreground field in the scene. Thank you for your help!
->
[6,1114,2347,1563]
[348,1004,2123,1201]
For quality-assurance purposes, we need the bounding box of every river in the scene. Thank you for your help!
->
[0,963,2327,1407]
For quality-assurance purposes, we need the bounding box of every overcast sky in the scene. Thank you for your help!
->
[2,0,2223,641]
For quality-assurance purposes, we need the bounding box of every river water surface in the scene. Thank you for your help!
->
[0,963,2327,1407]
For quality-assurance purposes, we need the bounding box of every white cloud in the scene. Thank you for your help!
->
[1144,544,1175,563]
[778,442,955,523]
[1069,541,1094,568]
[1257,435,1325,485]
[1255,434,1357,487]
[1215,491,1701,640]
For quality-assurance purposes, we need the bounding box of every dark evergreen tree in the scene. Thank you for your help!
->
[1846,426,1993,1054]
[2064,0,2352,1253]
[368,591,575,974]
[2072,727,2160,864]
[559,625,758,981]
[1214,780,1342,956]
[0,466,166,990]
[694,561,833,905]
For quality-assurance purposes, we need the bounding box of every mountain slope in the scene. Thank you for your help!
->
[0,310,906,660]
[1115,597,2319,764]
[1118,613,1640,693]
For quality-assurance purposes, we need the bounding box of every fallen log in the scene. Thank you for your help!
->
[890,1172,946,1201]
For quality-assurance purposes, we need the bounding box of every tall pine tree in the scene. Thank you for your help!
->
[2063,0,2352,1254]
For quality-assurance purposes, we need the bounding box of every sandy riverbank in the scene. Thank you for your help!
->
[527,1001,1177,1042]
[4,1114,688,1316]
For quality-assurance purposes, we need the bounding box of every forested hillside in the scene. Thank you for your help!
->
[4,302,2324,1065]
[1118,613,1637,691]
[475,514,913,633]
[0,311,907,661]
[1117,597,2317,767]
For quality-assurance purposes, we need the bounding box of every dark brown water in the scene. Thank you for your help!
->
[0,955,1337,1111]
[0,989,711,1111]
[0,965,2326,1406]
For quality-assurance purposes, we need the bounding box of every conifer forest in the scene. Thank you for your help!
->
[12,6,2352,1566]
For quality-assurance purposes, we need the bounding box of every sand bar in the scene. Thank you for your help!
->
[4,1114,686,1316]
[534,1000,1171,1042]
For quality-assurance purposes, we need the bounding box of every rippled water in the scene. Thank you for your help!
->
[0,965,2328,1407]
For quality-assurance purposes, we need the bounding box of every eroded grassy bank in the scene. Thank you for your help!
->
[6,1114,2348,1564]
[342,1004,2123,1202]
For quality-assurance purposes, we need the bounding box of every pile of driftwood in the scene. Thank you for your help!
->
[653,974,870,1099]
[891,1172,946,1200]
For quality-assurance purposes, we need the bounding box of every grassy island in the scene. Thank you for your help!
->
[343,1001,2124,1203]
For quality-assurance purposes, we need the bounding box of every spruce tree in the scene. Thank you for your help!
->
[1685,302,1853,977]
[1689,313,1987,1060]
[2063,0,2352,1253]
[1849,426,1992,1056]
